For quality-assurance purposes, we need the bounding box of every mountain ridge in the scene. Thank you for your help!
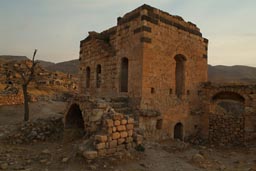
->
[1,55,256,83]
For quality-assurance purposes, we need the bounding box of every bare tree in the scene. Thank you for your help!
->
[6,49,39,121]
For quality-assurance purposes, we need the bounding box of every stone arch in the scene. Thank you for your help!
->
[209,91,245,145]
[65,103,84,130]
[86,67,91,88]
[174,122,183,140]
[120,57,129,92]
[174,54,186,98]
[96,64,101,88]
[212,91,245,116]
[212,91,245,103]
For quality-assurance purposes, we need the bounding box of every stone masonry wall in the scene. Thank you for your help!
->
[0,94,23,106]
[79,4,208,140]
[139,5,208,139]
[201,83,256,145]
[209,114,244,145]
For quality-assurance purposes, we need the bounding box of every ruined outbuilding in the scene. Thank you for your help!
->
[65,4,256,147]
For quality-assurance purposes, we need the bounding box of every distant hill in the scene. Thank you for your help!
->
[208,65,256,83]
[0,55,28,62]
[45,59,79,75]
[37,60,55,68]
[1,55,256,83]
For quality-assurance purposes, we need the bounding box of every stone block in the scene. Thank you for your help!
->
[95,135,108,142]
[105,119,113,127]
[121,119,127,125]
[127,130,133,137]
[112,132,120,139]
[107,148,116,155]
[117,125,126,131]
[96,143,105,150]
[118,138,125,145]
[109,140,117,148]
[125,137,133,143]
[114,120,121,126]
[113,113,123,120]
[97,102,108,109]
[83,151,98,160]
[120,131,128,138]
[90,109,104,122]
[117,144,126,152]
[128,118,134,124]
[98,149,106,157]
[108,128,112,134]
[126,124,134,130]
[112,126,117,133]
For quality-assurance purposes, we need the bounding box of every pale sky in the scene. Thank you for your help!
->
[0,0,256,66]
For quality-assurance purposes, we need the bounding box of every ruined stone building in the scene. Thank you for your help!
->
[65,4,256,146]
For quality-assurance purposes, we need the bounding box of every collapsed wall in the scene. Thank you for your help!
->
[64,95,143,159]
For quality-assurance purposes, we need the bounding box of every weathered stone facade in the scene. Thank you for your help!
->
[78,4,208,141]
[65,4,256,147]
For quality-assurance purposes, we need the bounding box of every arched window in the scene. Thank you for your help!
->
[174,54,186,98]
[120,57,129,92]
[96,64,101,88]
[86,67,90,88]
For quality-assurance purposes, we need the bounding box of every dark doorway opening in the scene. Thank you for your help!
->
[65,104,85,140]
[120,57,128,92]
[174,122,183,140]
[66,104,84,129]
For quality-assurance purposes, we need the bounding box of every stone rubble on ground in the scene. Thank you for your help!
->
[5,116,63,144]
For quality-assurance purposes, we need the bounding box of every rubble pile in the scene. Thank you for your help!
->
[6,116,63,144]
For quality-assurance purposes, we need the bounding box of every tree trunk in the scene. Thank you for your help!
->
[22,84,29,122]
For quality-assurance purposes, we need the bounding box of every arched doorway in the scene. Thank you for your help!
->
[174,122,183,140]
[120,57,128,92]
[65,104,84,129]
[174,54,186,98]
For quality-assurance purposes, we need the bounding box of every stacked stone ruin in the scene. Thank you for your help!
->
[83,113,143,159]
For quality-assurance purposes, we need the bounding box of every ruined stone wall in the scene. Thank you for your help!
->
[83,113,140,159]
[209,114,244,145]
[0,93,23,105]
[138,6,208,139]
[201,83,256,145]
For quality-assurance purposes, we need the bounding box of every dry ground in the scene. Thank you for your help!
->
[0,101,256,171]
